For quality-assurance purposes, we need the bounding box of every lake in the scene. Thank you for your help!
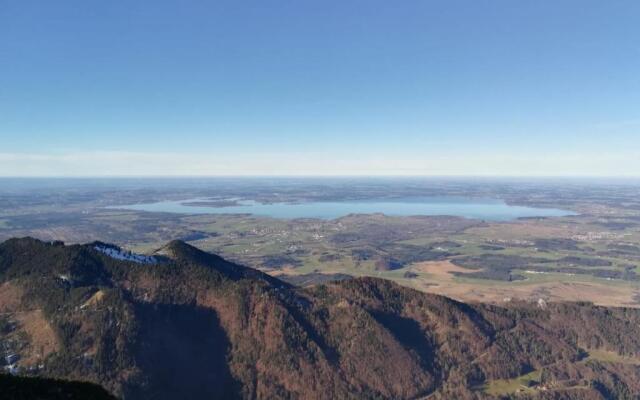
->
[111,197,576,221]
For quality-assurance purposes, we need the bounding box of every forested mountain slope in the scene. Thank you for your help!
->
[1,237,639,399]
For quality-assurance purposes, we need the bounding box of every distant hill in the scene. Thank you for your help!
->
[1,237,640,399]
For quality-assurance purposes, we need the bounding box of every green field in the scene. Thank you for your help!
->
[585,349,640,365]
[481,369,542,396]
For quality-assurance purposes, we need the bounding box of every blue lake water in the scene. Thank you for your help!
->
[112,197,576,221]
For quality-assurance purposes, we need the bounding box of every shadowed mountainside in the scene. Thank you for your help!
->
[1,237,640,399]
[0,373,117,399]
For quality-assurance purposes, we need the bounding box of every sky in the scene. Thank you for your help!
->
[1,0,639,176]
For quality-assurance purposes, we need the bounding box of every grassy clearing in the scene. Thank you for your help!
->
[481,369,542,396]
[585,349,640,365]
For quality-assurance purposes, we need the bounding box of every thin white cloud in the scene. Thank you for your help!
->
[0,150,639,177]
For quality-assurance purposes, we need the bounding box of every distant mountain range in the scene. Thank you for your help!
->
[1,237,639,399]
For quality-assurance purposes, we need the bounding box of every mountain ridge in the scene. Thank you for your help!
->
[1,237,640,399]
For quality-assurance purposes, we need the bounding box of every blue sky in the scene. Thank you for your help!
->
[1,0,639,176]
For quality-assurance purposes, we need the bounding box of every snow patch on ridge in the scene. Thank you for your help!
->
[94,245,156,264]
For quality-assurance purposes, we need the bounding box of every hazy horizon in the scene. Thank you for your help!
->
[2,175,640,183]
